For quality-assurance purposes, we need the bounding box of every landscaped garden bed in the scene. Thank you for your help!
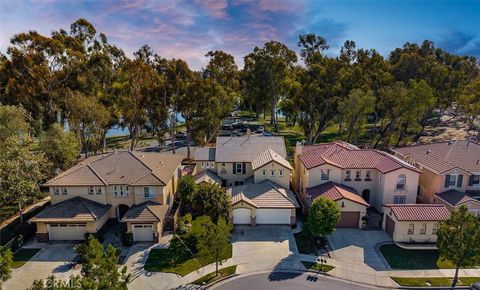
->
[301,261,334,273]
[192,265,237,285]
[392,276,480,287]
[380,244,455,269]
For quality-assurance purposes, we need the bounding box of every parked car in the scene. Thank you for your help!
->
[175,132,187,139]
[471,282,480,290]
[256,126,265,133]
[261,131,273,137]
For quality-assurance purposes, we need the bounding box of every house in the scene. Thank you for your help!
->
[306,182,369,228]
[194,135,298,225]
[391,140,480,217]
[31,150,185,242]
[293,141,420,226]
[382,204,450,244]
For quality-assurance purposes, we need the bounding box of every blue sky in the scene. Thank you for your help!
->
[0,0,479,70]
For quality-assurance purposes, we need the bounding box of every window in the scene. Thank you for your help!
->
[144,187,155,198]
[432,223,439,234]
[271,170,275,176]
[420,223,427,235]
[396,174,406,190]
[120,185,124,196]
[345,170,351,181]
[234,181,244,186]
[96,187,102,195]
[355,171,361,180]
[262,170,267,176]
[201,162,205,168]
[365,171,371,180]
[408,223,414,235]
[235,163,243,174]
[321,169,329,180]
[394,195,406,204]
[54,187,60,195]
[279,170,284,176]
[62,187,68,195]
[89,186,94,195]
[113,185,118,196]
[446,174,457,187]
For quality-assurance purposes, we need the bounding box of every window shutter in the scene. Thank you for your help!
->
[444,175,450,188]
[233,163,236,174]
[469,175,475,186]
[242,162,246,174]
[457,175,463,187]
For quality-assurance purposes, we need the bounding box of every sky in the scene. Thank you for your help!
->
[0,0,479,70]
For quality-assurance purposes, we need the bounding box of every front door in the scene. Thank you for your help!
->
[362,189,370,203]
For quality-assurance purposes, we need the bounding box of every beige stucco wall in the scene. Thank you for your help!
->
[379,168,419,208]
[417,167,443,203]
[216,162,253,186]
[36,222,48,233]
[195,161,216,174]
[253,161,291,188]
[50,186,109,205]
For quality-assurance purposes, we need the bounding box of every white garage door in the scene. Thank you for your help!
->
[233,208,251,224]
[49,224,87,240]
[256,209,291,224]
[133,224,153,242]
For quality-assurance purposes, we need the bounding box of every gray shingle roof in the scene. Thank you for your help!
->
[215,136,287,163]
[30,197,111,222]
[435,190,480,207]
[228,180,299,208]
[392,140,480,174]
[194,147,216,161]
[121,201,168,222]
[45,150,185,187]
[251,148,292,170]
[194,170,222,185]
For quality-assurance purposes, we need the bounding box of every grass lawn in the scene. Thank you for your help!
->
[380,244,455,270]
[294,230,325,255]
[11,248,41,268]
[392,277,480,287]
[301,261,334,273]
[192,265,237,285]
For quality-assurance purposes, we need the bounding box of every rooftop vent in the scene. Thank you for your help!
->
[426,149,431,155]
[448,141,453,145]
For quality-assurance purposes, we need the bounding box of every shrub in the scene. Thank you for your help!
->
[121,232,133,247]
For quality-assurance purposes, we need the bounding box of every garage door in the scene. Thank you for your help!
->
[385,215,395,237]
[133,224,153,242]
[256,209,291,224]
[337,212,360,228]
[233,208,251,224]
[49,224,87,240]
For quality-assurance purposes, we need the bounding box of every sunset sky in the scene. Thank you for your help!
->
[1,0,479,70]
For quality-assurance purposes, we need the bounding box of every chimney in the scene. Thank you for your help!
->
[246,128,251,138]
[296,141,303,156]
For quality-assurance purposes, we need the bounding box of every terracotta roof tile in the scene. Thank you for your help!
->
[306,182,369,206]
[384,204,450,221]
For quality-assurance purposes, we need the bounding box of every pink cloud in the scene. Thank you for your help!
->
[194,0,229,19]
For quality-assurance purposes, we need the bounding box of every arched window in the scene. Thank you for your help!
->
[407,223,414,235]
[432,223,439,234]
[397,174,406,190]
[420,223,427,235]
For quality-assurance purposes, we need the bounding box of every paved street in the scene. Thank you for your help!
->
[212,272,381,290]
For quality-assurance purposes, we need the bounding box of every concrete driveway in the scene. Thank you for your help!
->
[327,229,392,270]
[4,243,80,290]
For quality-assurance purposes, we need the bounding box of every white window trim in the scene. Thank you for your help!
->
[271,170,275,176]
[407,224,414,235]
[144,186,156,198]
[235,163,243,174]
[279,170,284,176]
[447,174,458,187]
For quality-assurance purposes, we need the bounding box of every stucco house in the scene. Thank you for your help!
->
[293,141,420,227]
[382,204,450,244]
[194,135,299,225]
[391,140,480,217]
[31,150,185,242]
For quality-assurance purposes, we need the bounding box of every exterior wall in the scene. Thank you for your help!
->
[382,208,440,243]
[379,168,419,210]
[196,161,216,174]
[417,167,443,203]
[334,199,367,228]
[126,221,163,241]
[216,162,253,186]
[36,222,48,234]
[253,161,291,188]
[50,186,109,205]
[230,202,296,226]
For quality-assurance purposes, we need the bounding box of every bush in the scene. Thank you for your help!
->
[121,232,133,247]
[84,232,104,243]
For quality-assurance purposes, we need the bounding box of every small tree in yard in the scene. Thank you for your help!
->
[197,217,232,276]
[177,175,197,204]
[192,183,231,222]
[0,247,13,290]
[437,206,480,288]
[307,197,341,237]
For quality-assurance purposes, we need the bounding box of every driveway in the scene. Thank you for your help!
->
[327,229,392,270]
[4,243,79,290]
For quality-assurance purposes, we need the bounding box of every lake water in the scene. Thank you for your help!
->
[105,113,185,137]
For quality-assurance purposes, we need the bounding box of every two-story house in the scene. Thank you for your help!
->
[293,141,420,228]
[31,150,185,242]
[194,135,299,226]
[392,140,480,217]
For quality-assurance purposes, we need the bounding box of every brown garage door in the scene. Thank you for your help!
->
[385,215,395,237]
[337,212,360,228]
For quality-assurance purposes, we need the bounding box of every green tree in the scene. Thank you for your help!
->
[0,105,30,141]
[40,124,81,173]
[307,197,341,237]
[197,217,232,276]
[437,206,480,288]
[177,175,197,204]
[338,88,375,144]
[458,78,480,142]
[192,183,231,222]
[0,248,13,289]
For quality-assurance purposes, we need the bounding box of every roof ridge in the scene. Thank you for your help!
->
[128,151,166,184]
[87,164,108,185]
[78,197,98,220]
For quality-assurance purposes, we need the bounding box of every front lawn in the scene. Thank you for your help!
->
[380,244,454,269]
[294,230,325,255]
[392,277,480,287]
[192,265,237,285]
[301,261,334,272]
[11,248,41,268]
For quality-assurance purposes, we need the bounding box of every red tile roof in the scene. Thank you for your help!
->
[384,204,450,221]
[306,182,369,206]
[298,142,418,173]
